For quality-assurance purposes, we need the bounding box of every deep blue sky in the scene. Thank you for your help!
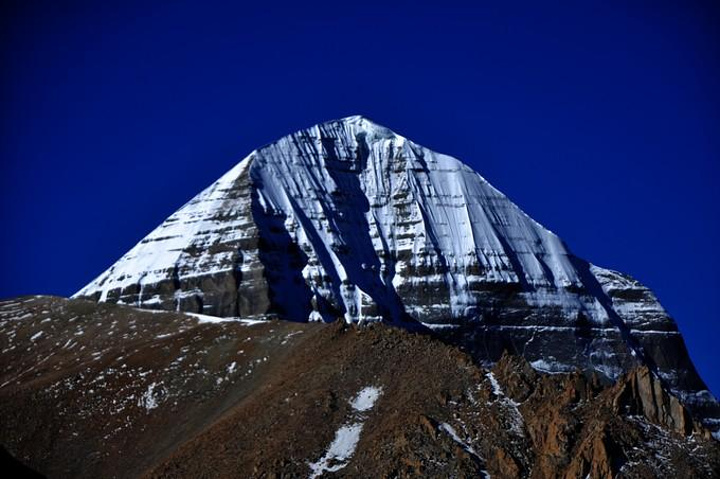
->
[2,1,718,393]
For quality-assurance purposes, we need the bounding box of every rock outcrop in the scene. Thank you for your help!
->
[613,366,694,436]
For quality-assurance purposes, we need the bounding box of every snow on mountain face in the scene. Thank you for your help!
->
[250,116,586,325]
[76,116,586,321]
[74,115,716,420]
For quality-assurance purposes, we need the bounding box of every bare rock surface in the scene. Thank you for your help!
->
[1,297,718,478]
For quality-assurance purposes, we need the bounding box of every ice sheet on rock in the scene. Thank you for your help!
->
[485,373,524,435]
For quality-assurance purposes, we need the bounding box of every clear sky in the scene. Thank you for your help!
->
[2,1,718,394]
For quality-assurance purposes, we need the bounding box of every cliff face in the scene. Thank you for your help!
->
[1,297,718,478]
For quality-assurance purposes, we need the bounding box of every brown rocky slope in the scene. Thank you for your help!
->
[1,296,718,478]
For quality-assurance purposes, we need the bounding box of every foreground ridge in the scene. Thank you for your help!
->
[0,297,718,478]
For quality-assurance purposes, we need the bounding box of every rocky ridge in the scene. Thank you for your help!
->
[1,297,718,478]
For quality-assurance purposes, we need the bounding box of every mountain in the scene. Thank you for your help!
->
[72,115,718,430]
[1,297,718,478]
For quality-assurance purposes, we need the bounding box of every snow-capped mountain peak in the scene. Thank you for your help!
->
[73,116,717,427]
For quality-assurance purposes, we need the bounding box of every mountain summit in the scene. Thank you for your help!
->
[74,116,717,428]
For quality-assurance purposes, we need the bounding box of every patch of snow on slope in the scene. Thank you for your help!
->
[307,424,363,478]
[530,358,575,374]
[439,423,490,478]
[138,382,162,411]
[439,422,479,457]
[419,322,461,330]
[486,372,503,396]
[486,372,524,436]
[185,312,267,325]
[350,386,382,412]
[308,385,383,478]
